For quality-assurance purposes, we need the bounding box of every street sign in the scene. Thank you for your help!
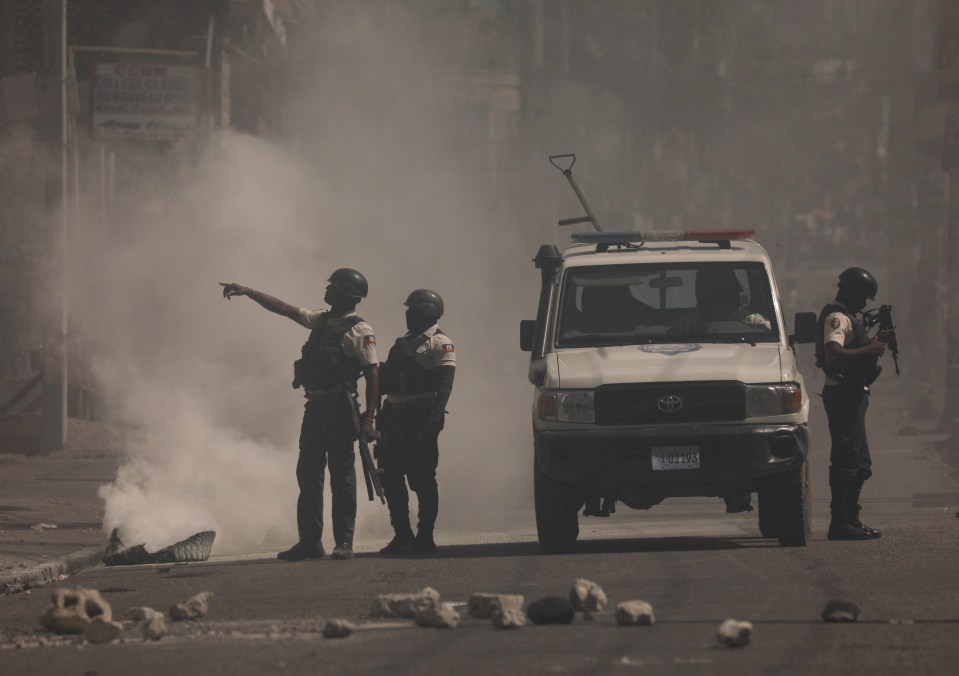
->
[92,61,201,141]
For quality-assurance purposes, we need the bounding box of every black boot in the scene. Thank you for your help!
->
[277,540,326,561]
[846,485,881,539]
[827,486,872,541]
[401,530,437,556]
[379,525,415,555]
[404,483,438,556]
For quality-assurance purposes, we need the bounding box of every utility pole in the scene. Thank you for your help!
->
[42,0,68,452]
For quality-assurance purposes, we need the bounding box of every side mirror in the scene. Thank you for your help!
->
[792,312,817,344]
[519,320,536,352]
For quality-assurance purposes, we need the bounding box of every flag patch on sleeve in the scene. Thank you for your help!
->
[441,343,455,353]
[363,335,376,346]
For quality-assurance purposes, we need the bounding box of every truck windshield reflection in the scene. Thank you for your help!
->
[557,262,779,347]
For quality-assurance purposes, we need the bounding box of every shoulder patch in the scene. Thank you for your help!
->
[363,335,376,346]
[441,343,455,354]
[830,317,841,330]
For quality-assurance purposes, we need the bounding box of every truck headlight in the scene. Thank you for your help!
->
[745,383,802,417]
[536,390,595,423]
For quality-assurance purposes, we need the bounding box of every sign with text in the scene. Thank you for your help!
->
[92,61,201,141]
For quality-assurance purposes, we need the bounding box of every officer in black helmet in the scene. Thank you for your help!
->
[377,289,456,556]
[220,269,379,561]
[815,267,887,541]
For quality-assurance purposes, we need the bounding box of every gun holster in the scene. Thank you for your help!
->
[292,358,304,389]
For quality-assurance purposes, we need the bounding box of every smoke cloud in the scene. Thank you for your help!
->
[84,7,539,554]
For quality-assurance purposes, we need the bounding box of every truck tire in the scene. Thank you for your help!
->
[774,466,810,547]
[533,456,582,554]
[758,462,810,541]
[757,488,778,538]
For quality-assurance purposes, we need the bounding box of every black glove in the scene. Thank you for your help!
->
[418,412,444,444]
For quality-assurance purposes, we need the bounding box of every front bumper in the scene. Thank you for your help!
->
[535,423,808,498]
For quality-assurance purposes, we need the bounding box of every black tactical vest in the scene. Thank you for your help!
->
[293,313,363,391]
[815,302,875,384]
[380,329,444,396]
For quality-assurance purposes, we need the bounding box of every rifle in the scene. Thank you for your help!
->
[864,304,900,375]
[344,390,386,504]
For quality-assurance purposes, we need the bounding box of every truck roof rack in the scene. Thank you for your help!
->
[571,229,755,252]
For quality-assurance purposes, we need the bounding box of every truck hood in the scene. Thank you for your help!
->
[554,343,785,388]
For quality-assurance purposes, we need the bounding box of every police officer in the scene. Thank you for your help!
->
[815,267,886,541]
[377,290,455,556]
[220,269,379,561]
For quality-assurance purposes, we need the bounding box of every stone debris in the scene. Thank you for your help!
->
[128,607,167,640]
[83,617,123,644]
[414,602,460,629]
[323,619,357,639]
[467,593,525,619]
[103,529,217,566]
[526,597,575,625]
[716,619,753,648]
[126,607,150,621]
[569,579,608,620]
[822,599,860,623]
[30,523,58,533]
[169,591,214,621]
[491,607,527,629]
[41,588,113,635]
[369,587,440,619]
[614,600,655,626]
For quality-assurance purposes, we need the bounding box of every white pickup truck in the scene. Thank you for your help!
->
[520,229,819,552]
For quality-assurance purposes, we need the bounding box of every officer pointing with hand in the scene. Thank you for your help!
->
[377,290,456,556]
[220,268,379,561]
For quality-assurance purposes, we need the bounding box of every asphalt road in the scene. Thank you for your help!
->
[1,397,957,675]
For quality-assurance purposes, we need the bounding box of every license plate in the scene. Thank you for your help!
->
[651,446,701,470]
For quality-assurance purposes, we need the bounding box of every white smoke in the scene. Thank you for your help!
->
[86,6,539,554]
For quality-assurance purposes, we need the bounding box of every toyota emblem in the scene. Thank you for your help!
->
[657,395,684,413]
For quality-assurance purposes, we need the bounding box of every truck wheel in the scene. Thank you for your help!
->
[533,457,582,554]
[775,466,810,547]
[757,488,778,538]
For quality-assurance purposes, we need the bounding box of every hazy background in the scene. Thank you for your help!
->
[89,6,545,553]
[0,0,943,554]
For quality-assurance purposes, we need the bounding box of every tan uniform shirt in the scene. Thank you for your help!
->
[822,311,853,386]
[386,324,456,405]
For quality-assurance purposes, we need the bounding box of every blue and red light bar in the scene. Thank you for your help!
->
[571,229,755,245]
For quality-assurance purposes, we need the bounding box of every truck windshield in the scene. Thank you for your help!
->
[556,262,780,347]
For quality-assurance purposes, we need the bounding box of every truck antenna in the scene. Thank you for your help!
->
[549,154,602,232]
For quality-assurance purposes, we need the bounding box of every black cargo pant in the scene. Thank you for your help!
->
[378,400,442,537]
[822,383,873,489]
[296,396,357,547]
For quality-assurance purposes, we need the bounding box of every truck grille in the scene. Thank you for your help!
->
[594,381,746,425]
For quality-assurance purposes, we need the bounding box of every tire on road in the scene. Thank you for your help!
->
[533,455,583,554]
[756,488,778,538]
[772,465,810,547]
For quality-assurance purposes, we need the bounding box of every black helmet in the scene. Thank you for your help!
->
[838,267,877,300]
[327,268,368,298]
[404,289,444,318]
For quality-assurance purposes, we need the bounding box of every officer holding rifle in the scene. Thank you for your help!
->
[816,267,891,542]
[220,269,379,561]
